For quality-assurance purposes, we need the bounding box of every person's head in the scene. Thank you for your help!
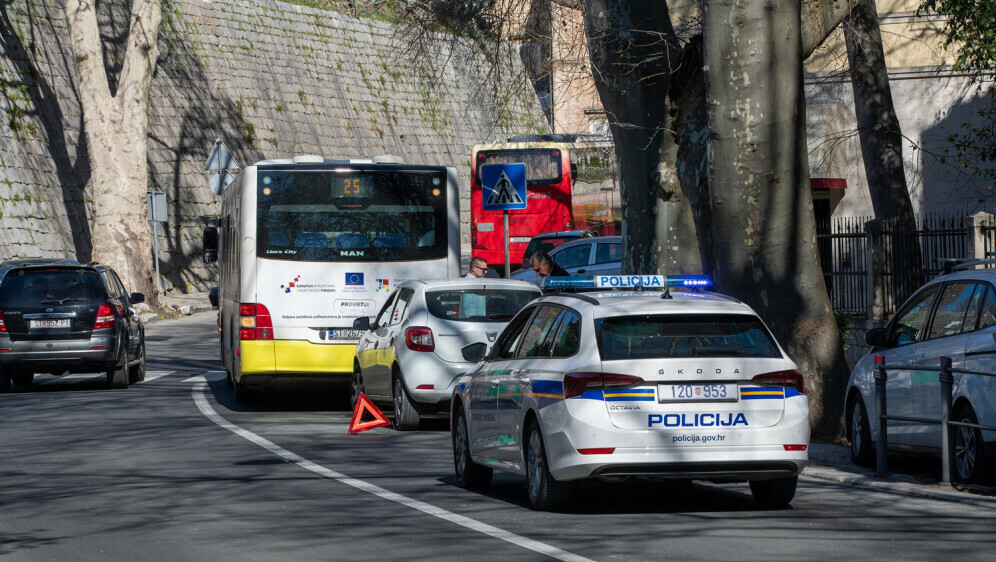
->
[530,251,554,277]
[469,257,488,278]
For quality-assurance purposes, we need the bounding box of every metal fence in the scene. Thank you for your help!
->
[817,216,869,316]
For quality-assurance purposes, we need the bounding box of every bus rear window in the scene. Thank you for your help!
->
[425,289,538,322]
[476,149,562,185]
[597,314,781,360]
[256,169,447,262]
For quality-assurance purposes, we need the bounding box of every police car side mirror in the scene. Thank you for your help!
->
[864,327,887,348]
[462,342,488,363]
[353,316,371,331]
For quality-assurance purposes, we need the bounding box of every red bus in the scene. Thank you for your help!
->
[470,136,619,273]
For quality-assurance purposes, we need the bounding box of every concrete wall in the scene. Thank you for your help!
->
[0,0,547,292]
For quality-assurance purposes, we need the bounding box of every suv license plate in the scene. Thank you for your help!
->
[328,329,363,340]
[30,319,70,329]
[658,383,738,403]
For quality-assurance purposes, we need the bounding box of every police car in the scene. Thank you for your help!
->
[450,275,809,510]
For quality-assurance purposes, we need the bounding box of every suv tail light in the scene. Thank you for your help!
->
[240,303,274,340]
[404,326,434,352]
[751,370,806,394]
[94,304,115,330]
[563,372,644,399]
[0,309,6,332]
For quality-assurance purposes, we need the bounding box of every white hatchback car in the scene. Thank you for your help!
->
[451,276,810,510]
[352,279,541,429]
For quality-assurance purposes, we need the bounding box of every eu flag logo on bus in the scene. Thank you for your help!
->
[346,272,364,286]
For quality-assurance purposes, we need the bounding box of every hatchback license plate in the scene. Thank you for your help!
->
[658,383,737,402]
[30,318,70,329]
[328,329,363,340]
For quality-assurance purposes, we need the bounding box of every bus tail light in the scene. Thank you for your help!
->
[94,304,115,330]
[240,303,274,340]
[751,370,806,394]
[404,327,434,352]
[563,372,644,399]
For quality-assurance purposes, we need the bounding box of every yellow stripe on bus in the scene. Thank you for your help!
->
[240,340,355,375]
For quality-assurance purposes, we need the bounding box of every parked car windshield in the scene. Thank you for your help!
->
[425,289,538,322]
[598,314,781,360]
[0,268,105,307]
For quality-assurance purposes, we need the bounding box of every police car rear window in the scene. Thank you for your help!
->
[597,314,780,360]
[0,268,105,307]
[425,289,537,322]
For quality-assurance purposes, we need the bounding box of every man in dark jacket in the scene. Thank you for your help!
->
[530,250,569,278]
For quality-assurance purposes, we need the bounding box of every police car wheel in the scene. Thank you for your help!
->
[525,422,569,511]
[453,408,492,488]
[748,476,798,508]
[848,395,874,468]
[393,374,420,431]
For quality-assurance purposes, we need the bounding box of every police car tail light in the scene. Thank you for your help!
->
[751,370,805,394]
[563,372,644,399]
[94,304,115,330]
[405,326,435,352]
[578,448,615,455]
[783,444,808,451]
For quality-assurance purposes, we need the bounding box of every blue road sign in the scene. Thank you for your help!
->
[481,163,527,211]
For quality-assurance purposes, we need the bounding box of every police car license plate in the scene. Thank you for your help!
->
[30,319,70,329]
[658,383,737,402]
[328,329,363,340]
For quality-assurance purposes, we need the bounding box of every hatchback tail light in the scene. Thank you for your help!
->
[0,309,6,332]
[94,304,115,330]
[240,303,274,340]
[751,370,806,394]
[563,372,644,399]
[405,326,434,352]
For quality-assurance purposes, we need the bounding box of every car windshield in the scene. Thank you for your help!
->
[598,314,781,360]
[0,268,105,307]
[425,289,538,322]
[523,236,577,262]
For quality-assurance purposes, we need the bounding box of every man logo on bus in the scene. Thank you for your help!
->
[280,275,301,294]
[345,272,364,286]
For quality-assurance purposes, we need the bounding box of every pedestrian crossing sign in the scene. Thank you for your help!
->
[481,163,527,211]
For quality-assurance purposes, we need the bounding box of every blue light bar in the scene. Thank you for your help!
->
[541,276,595,289]
[541,275,714,291]
[666,275,713,288]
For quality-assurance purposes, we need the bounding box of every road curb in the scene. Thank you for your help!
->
[803,465,996,509]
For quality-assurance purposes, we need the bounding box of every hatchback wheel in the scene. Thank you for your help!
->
[393,375,420,431]
[954,404,987,484]
[749,476,798,507]
[129,342,147,384]
[107,346,130,389]
[453,408,492,489]
[525,422,569,511]
[848,394,874,467]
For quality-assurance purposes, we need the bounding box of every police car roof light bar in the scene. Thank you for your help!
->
[541,275,713,292]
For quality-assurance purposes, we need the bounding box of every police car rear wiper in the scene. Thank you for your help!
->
[692,348,758,357]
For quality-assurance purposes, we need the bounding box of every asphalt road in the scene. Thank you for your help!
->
[1,311,994,561]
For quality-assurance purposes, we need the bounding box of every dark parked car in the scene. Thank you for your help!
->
[0,259,146,391]
[518,230,595,269]
[511,236,622,285]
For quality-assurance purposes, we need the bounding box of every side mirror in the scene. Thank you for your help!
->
[203,218,219,265]
[352,316,371,331]
[461,342,488,363]
[129,292,145,304]
[864,327,887,347]
[208,287,219,308]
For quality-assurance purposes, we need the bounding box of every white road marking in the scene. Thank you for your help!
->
[143,370,175,382]
[184,371,227,383]
[37,370,174,385]
[191,381,594,562]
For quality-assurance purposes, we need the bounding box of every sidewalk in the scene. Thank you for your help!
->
[140,303,995,508]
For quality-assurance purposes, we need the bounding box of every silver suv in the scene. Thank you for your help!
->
[0,259,146,391]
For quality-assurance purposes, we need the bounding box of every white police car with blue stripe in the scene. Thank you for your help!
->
[450,275,809,510]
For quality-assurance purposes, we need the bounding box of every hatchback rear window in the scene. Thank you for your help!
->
[0,268,106,307]
[598,314,781,360]
[425,289,538,322]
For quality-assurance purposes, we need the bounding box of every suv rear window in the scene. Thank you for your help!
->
[426,289,537,322]
[0,268,106,307]
[598,314,781,360]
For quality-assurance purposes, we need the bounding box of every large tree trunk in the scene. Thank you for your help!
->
[702,0,850,437]
[582,0,681,274]
[64,0,161,303]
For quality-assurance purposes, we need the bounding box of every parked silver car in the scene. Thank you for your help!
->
[351,279,541,429]
[845,261,996,483]
[511,236,622,285]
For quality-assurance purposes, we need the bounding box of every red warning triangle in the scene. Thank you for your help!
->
[348,393,392,434]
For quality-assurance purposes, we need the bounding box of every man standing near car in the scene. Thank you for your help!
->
[464,257,488,278]
[531,251,569,278]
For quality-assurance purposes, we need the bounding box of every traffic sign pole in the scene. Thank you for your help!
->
[504,210,510,279]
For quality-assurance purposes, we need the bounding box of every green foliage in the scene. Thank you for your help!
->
[834,310,852,351]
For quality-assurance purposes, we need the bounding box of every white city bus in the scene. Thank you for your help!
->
[206,155,460,401]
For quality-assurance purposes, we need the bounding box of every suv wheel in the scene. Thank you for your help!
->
[107,346,130,389]
[129,342,147,384]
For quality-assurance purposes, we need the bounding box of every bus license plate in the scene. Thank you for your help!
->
[328,329,363,340]
[658,383,737,402]
[30,319,70,329]
[510,236,531,243]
